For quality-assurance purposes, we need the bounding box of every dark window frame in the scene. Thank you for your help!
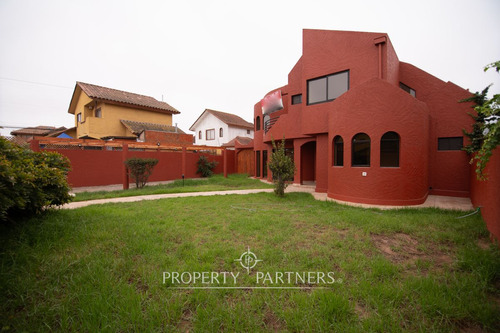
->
[256,116,261,131]
[438,137,463,151]
[206,129,215,141]
[380,131,400,167]
[399,82,416,97]
[219,127,223,137]
[307,70,349,105]
[95,107,102,118]
[291,94,302,105]
[198,131,202,139]
[351,133,371,167]
[333,135,344,167]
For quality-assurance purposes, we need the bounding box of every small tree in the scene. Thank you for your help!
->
[124,157,158,188]
[196,155,218,177]
[268,137,296,197]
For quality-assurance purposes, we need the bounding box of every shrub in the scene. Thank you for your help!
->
[0,137,72,222]
[124,157,159,188]
[268,137,296,197]
[196,155,218,177]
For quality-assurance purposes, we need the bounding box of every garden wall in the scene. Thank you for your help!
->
[30,138,235,188]
[470,148,500,244]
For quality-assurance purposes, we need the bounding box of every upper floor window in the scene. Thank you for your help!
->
[206,129,215,141]
[256,116,261,131]
[380,131,400,167]
[198,131,202,139]
[219,128,223,137]
[292,94,302,105]
[247,129,251,134]
[400,82,416,97]
[333,135,344,166]
[95,108,102,118]
[77,113,82,123]
[352,133,370,167]
[438,137,463,151]
[307,70,349,105]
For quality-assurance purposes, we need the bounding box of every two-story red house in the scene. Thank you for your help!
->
[253,29,473,206]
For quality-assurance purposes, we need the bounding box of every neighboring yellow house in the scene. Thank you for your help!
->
[68,82,180,140]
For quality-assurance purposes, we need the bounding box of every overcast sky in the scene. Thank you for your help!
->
[1,0,499,136]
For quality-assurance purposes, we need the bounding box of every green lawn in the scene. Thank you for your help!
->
[1,192,499,332]
[72,174,273,202]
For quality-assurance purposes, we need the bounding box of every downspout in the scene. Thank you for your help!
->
[374,36,387,80]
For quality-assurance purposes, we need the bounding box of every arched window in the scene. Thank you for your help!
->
[263,114,270,132]
[219,128,223,137]
[333,135,343,166]
[380,131,400,167]
[198,131,202,140]
[352,133,370,167]
[256,116,261,131]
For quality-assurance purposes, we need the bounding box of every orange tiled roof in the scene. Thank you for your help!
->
[10,126,66,136]
[120,119,186,135]
[77,82,180,114]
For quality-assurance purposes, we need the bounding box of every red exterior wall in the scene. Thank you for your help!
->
[399,63,474,197]
[470,149,500,243]
[327,79,430,205]
[253,29,474,206]
[33,139,232,188]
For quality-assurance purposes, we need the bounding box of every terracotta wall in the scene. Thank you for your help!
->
[470,149,500,243]
[36,143,232,188]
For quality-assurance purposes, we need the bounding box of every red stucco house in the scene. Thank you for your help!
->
[253,29,474,206]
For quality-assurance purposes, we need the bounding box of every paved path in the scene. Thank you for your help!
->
[63,183,474,211]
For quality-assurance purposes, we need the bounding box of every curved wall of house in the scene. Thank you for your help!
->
[327,79,430,205]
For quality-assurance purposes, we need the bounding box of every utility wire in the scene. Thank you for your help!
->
[0,77,72,89]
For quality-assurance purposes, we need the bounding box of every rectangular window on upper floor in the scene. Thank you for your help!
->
[95,108,102,118]
[438,137,463,151]
[206,129,215,140]
[400,82,416,97]
[307,70,349,105]
[291,94,302,105]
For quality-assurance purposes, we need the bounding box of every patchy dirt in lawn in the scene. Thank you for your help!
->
[263,309,285,331]
[370,232,453,270]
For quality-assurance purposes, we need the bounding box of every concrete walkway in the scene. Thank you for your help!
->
[63,182,474,211]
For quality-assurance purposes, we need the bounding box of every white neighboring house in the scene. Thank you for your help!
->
[189,109,254,147]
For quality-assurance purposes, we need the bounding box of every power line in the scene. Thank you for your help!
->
[0,77,73,89]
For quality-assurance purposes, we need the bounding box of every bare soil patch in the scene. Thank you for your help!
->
[370,233,453,269]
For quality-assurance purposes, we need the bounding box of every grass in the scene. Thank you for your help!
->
[72,173,273,202]
[1,192,499,332]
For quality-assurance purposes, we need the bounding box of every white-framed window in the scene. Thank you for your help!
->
[77,113,82,123]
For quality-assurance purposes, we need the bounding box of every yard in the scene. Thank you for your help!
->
[1,192,499,332]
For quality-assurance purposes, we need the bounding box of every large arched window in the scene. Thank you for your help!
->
[352,133,370,167]
[333,135,344,166]
[380,131,400,167]
[256,116,261,131]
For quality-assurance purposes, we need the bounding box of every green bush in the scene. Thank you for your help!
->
[196,155,218,177]
[0,137,72,222]
[124,157,159,188]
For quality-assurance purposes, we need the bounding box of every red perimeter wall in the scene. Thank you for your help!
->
[470,148,500,243]
[35,142,235,188]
